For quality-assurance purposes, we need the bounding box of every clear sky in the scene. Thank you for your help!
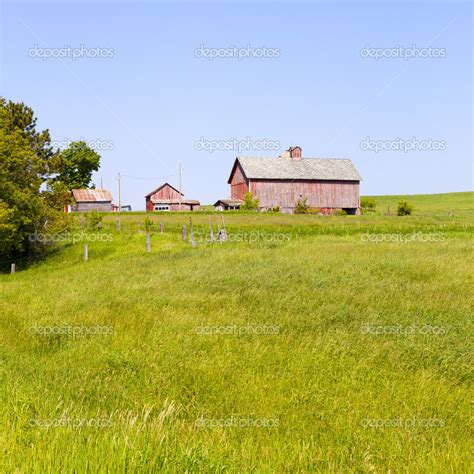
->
[1,0,472,210]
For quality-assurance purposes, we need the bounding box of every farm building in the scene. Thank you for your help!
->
[145,183,200,212]
[228,146,362,214]
[70,188,113,212]
[213,199,244,211]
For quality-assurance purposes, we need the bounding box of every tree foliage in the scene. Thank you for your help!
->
[241,192,259,211]
[361,197,377,212]
[53,141,100,190]
[0,97,100,263]
[0,100,50,258]
[2,99,56,168]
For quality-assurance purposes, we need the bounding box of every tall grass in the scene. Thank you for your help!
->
[0,192,472,472]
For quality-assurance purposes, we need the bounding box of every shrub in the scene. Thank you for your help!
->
[241,192,259,211]
[361,197,376,212]
[269,205,280,212]
[295,197,309,214]
[397,201,413,216]
[334,209,347,216]
[85,210,103,229]
[307,207,322,215]
[143,217,154,234]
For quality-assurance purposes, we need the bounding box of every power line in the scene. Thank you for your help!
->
[120,173,178,181]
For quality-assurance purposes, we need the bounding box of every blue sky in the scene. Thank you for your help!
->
[1,0,472,210]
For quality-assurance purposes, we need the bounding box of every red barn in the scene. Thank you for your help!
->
[145,183,200,212]
[228,146,362,214]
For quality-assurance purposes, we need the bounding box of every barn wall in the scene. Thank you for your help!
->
[252,180,360,209]
[152,185,182,201]
[145,197,154,212]
[76,202,112,212]
[249,181,257,196]
[230,163,249,200]
[148,202,200,211]
[169,204,200,211]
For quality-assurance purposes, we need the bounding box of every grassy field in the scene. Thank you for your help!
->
[1,192,472,472]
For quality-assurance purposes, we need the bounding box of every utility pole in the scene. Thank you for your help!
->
[117,172,121,212]
[178,162,183,212]
[100,177,103,189]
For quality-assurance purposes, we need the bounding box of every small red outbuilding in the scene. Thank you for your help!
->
[145,183,200,212]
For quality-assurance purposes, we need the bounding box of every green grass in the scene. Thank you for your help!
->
[364,191,473,218]
[1,192,473,472]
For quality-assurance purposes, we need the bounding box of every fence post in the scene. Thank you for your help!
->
[220,214,227,241]
[116,218,121,232]
[182,225,187,241]
[11,263,16,274]
[160,221,164,234]
[146,234,151,253]
[84,244,88,261]
[209,216,214,241]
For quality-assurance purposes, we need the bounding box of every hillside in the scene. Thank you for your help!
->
[363,191,473,217]
[1,192,472,472]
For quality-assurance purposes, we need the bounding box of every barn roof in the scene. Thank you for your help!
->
[72,188,113,202]
[229,157,361,182]
[145,182,183,198]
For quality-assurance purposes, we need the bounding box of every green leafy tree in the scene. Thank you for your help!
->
[53,141,100,190]
[0,100,51,258]
[0,97,67,262]
[0,201,18,258]
[241,192,259,210]
[1,99,57,174]
[43,180,74,210]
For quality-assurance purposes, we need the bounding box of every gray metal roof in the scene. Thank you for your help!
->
[234,156,361,181]
[72,188,113,202]
[214,199,244,206]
